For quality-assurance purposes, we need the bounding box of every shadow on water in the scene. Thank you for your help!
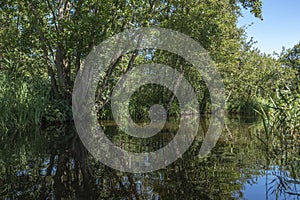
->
[0,117,299,199]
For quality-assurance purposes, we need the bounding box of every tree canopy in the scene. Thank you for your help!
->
[1,0,297,127]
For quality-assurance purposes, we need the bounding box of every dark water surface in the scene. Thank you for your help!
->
[0,117,299,199]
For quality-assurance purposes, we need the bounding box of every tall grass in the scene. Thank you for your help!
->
[255,85,300,197]
[0,60,51,132]
[255,85,300,156]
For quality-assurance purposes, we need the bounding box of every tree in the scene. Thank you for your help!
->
[280,42,300,77]
[0,0,264,124]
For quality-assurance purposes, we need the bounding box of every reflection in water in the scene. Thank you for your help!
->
[0,117,299,199]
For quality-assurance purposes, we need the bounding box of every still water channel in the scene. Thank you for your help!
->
[0,116,299,199]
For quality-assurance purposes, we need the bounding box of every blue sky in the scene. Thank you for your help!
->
[238,0,300,55]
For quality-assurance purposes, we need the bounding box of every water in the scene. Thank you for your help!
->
[0,117,299,199]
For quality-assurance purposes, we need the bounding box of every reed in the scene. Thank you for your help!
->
[255,85,300,157]
[0,71,51,132]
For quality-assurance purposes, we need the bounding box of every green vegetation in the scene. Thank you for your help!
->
[0,56,50,129]
[0,1,299,199]
[0,0,261,128]
[0,0,299,139]
[255,43,300,160]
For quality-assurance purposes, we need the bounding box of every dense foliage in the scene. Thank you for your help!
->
[0,0,298,130]
[0,1,299,198]
[255,43,300,155]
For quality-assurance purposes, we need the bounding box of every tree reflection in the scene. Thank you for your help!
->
[0,118,299,199]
